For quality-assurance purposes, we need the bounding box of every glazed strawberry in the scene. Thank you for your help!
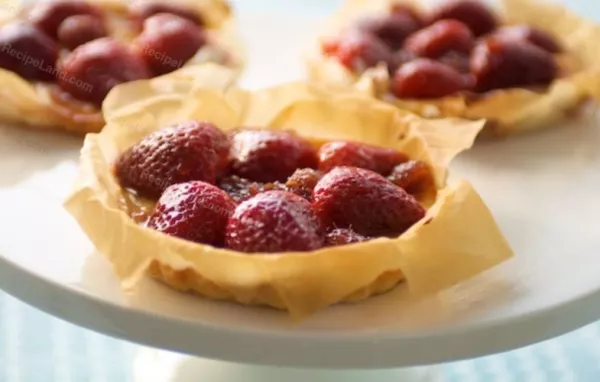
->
[130,2,204,27]
[404,20,473,58]
[318,141,408,175]
[313,167,426,237]
[323,30,392,72]
[429,0,498,37]
[218,175,286,203]
[135,13,206,76]
[115,121,230,199]
[59,38,150,105]
[471,38,558,92]
[285,168,323,200]
[147,181,235,246]
[354,12,421,49]
[325,228,368,247]
[391,58,473,99]
[492,25,562,54]
[28,0,104,39]
[388,160,435,196]
[228,129,318,183]
[225,191,324,253]
[57,14,107,50]
[0,21,59,82]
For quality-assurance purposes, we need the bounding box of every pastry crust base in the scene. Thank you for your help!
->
[149,261,404,310]
[0,0,245,134]
[64,65,513,318]
[307,0,600,137]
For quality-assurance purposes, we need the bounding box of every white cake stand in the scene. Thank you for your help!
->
[1,14,600,382]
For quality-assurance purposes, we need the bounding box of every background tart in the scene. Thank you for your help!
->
[307,0,600,137]
[64,65,513,318]
[0,0,244,134]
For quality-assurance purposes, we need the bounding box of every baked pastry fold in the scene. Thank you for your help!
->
[65,64,513,318]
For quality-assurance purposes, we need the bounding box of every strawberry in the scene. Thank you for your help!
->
[353,12,420,49]
[134,13,206,76]
[29,0,104,39]
[318,141,408,175]
[388,160,435,196]
[228,129,318,183]
[312,166,425,237]
[115,120,229,199]
[323,30,392,72]
[225,191,324,253]
[429,0,498,37]
[147,181,235,246]
[404,20,473,58]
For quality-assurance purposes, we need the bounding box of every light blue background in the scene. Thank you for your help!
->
[2,0,600,381]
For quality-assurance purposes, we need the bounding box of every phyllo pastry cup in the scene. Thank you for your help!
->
[308,0,600,137]
[64,65,513,318]
[0,0,244,134]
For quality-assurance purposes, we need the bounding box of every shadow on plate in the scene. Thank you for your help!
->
[0,123,83,187]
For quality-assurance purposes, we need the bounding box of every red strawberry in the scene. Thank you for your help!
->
[353,12,421,49]
[404,20,473,58]
[471,38,557,92]
[225,191,324,253]
[388,160,435,196]
[129,2,204,27]
[429,0,498,37]
[115,121,229,199]
[147,181,236,246]
[318,141,408,175]
[228,129,318,183]
[492,25,562,54]
[28,0,104,39]
[322,30,393,72]
[312,166,425,237]
[134,13,206,76]
[325,228,368,247]
[391,58,473,99]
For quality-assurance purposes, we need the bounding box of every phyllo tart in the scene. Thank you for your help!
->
[65,65,513,318]
[308,0,600,136]
[0,0,243,133]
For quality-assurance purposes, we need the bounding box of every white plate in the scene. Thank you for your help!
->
[1,15,600,369]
